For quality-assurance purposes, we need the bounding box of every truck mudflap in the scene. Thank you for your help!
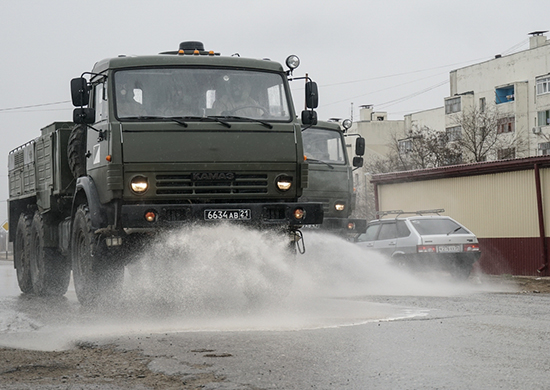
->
[120,202,324,229]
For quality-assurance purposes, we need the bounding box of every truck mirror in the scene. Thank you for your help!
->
[301,109,317,126]
[353,156,364,168]
[355,137,365,156]
[73,108,96,124]
[305,81,318,109]
[71,78,90,107]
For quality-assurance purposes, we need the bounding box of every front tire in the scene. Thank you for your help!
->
[71,204,124,306]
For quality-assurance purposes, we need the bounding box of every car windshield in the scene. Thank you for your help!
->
[410,218,469,235]
[114,68,291,121]
[302,128,346,164]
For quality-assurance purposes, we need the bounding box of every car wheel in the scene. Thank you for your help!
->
[449,260,473,280]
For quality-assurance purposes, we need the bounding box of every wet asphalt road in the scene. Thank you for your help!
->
[103,292,550,390]
[2,256,550,389]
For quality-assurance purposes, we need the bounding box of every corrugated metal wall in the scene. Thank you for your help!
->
[376,167,550,275]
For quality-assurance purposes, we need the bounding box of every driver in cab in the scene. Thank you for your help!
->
[213,76,264,118]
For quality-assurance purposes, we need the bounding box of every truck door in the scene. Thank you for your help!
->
[86,79,113,202]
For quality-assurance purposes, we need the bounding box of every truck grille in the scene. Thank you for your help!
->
[155,173,268,196]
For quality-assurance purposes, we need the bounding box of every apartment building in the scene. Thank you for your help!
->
[350,32,550,216]
[440,31,550,159]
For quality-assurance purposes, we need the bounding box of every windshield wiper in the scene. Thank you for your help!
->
[121,116,189,127]
[174,116,231,128]
[447,226,462,235]
[306,158,334,169]
[214,115,273,129]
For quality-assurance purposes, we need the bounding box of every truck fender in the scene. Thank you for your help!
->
[73,176,108,231]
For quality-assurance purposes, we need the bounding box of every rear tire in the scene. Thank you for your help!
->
[71,204,124,306]
[14,213,33,294]
[29,212,71,296]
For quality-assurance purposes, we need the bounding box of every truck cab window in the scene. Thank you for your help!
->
[94,82,108,122]
[302,128,346,164]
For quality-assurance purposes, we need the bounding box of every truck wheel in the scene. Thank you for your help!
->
[29,212,71,296]
[71,204,124,306]
[67,125,87,178]
[14,213,33,294]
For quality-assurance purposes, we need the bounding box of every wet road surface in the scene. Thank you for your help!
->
[1,229,548,389]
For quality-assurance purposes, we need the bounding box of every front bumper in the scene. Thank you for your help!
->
[120,202,324,229]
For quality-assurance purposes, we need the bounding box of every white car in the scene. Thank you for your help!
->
[355,211,481,279]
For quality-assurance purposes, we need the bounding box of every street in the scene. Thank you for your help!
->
[1,230,549,389]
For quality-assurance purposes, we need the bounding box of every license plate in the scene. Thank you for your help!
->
[204,209,251,221]
[437,245,462,253]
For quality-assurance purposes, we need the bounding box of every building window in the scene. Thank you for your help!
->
[479,97,486,112]
[445,97,461,114]
[497,148,516,160]
[495,85,514,104]
[446,126,462,142]
[497,117,515,134]
[539,142,550,155]
[398,139,413,153]
[538,110,550,126]
[536,77,550,95]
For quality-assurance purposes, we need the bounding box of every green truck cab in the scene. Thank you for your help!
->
[300,119,366,237]
[8,41,323,305]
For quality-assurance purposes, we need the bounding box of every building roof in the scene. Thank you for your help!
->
[370,155,550,184]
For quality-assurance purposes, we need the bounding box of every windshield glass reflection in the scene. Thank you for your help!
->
[114,68,291,121]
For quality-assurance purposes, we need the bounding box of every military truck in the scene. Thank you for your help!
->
[8,41,323,305]
[300,119,366,237]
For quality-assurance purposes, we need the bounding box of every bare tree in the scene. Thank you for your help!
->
[450,106,527,162]
[387,126,462,171]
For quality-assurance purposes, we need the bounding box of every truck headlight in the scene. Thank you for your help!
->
[335,203,345,211]
[276,175,293,191]
[130,175,149,194]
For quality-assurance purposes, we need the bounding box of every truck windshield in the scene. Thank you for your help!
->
[114,68,291,121]
[302,128,346,164]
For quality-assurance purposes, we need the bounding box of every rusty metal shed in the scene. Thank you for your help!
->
[370,156,550,276]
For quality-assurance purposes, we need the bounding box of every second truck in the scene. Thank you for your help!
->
[300,119,366,237]
[8,41,324,305]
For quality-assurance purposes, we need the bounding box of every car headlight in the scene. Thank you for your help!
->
[276,175,293,191]
[130,175,149,194]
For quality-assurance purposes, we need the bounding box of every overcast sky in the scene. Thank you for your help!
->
[0,0,548,222]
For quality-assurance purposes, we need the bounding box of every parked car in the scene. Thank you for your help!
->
[355,210,481,279]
